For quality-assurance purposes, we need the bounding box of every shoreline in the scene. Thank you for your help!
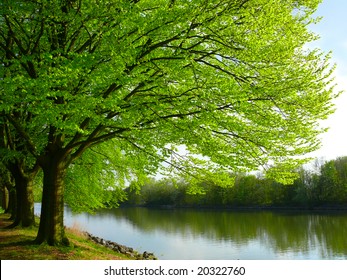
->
[85,232,157,260]
[119,204,347,213]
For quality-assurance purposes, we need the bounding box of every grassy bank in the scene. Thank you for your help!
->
[0,213,130,260]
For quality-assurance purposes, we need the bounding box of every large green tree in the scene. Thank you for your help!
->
[0,0,336,244]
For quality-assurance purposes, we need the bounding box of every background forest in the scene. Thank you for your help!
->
[123,157,347,208]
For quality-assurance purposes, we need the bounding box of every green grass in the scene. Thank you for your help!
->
[0,213,131,260]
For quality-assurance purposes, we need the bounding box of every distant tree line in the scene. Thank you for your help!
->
[123,157,347,209]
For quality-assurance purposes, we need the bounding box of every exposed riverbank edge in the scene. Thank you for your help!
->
[84,232,157,260]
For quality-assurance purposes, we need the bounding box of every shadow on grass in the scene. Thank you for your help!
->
[0,239,36,247]
[0,238,40,260]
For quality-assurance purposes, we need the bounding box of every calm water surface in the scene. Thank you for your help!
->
[35,205,347,259]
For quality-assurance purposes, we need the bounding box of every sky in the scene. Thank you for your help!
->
[307,0,347,160]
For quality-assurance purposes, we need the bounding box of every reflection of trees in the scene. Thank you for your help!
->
[97,208,347,258]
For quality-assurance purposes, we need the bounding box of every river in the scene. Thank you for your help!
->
[34,204,347,259]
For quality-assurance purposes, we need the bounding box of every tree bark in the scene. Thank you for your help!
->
[0,171,14,216]
[35,153,69,245]
[6,186,16,218]
[1,185,9,211]
[15,174,35,227]
[7,163,36,228]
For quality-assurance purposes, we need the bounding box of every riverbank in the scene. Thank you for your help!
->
[0,213,133,260]
[120,203,347,212]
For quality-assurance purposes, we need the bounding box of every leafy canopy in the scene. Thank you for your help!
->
[0,0,336,192]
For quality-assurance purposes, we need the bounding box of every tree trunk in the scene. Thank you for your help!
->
[7,163,36,228]
[6,186,16,218]
[35,154,69,245]
[14,175,35,227]
[1,185,9,211]
[2,173,15,217]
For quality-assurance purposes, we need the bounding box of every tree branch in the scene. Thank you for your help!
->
[5,115,37,157]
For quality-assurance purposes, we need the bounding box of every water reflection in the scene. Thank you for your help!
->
[35,205,347,259]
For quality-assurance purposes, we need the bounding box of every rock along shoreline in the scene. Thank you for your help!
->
[85,232,157,260]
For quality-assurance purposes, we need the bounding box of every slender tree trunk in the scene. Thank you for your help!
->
[35,153,69,245]
[5,186,16,218]
[2,173,15,216]
[1,185,9,211]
